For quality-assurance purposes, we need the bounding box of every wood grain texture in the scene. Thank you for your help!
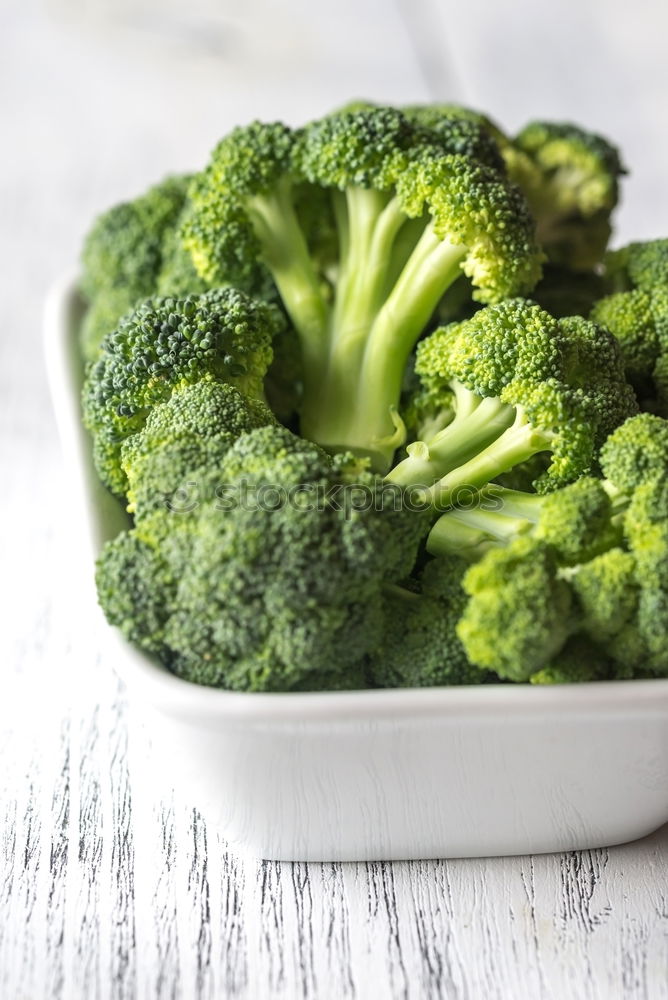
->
[3,0,668,996]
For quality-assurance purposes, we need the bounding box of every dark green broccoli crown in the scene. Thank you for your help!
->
[458,536,574,680]
[79,174,195,361]
[401,103,507,167]
[515,121,625,215]
[600,413,668,491]
[95,531,174,654]
[163,425,425,691]
[80,174,191,302]
[371,556,485,688]
[83,287,278,494]
[121,380,275,523]
[296,107,416,190]
[534,477,616,564]
[208,120,297,196]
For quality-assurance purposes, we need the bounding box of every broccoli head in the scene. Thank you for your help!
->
[83,288,279,495]
[590,239,668,411]
[387,298,636,502]
[79,174,194,361]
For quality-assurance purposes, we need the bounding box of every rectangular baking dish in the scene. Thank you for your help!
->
[44,275,668,862]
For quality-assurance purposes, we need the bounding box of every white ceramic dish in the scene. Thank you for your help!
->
[44,275,668,862]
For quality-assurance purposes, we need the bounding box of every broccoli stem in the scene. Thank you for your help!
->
[427,509,528,559]
[386,393,515,488]
[423,408,552,510]
[427,487,543,558]
[300,224,468,470]
[246,180,329,385]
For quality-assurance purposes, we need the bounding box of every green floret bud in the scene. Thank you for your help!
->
[79,174,192,360]
[600,413,668,491]
[121,379,275,524]
[590,288,659,386]
[396,151,542,303]
[95,531,175,654]
[389,300,636,500]
[457,536,573,681]
[534,477,617,563]
[83,287,279,495]
[370,557,488,688]
[568,548,639,642]
[400,103,506,172]
[604,238,668,293]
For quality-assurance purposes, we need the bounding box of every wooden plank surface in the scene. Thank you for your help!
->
[2,1,668,996]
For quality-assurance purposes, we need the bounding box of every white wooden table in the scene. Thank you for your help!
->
[3,2,668,996]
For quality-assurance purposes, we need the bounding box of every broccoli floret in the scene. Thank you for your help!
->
[83,288,279,495]
[511,121,625,270]
[400,105,625,271]
[456,536,642,681]
[458,537,574,681]
[387,299,636,502]
[121,379,275,531]
[96,425,428,691]
[590,239,668,411]
[370,557,489,687]
[599,412,668,491]
[443,414,668,680]
[183,108,542,470]
[95,531,175,655]
[79,175,193,361]
[163,426,427,690]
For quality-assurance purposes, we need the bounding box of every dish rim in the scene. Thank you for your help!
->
[44,273,668,725]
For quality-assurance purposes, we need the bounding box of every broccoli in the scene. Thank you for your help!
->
[121,379,275,534]
[183,107,542,470]
[387,298,636,502]
[95,530,175,656]
[443,414,668,680]
[426,477,618,564]
[82,288,280,494]
[509,121,625,270]
[400,106,624,270]
[97,425,428,691]
[589,239,668,410]
[82,102,668,693]
[79,174,194,361]
[370,557,491,688]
